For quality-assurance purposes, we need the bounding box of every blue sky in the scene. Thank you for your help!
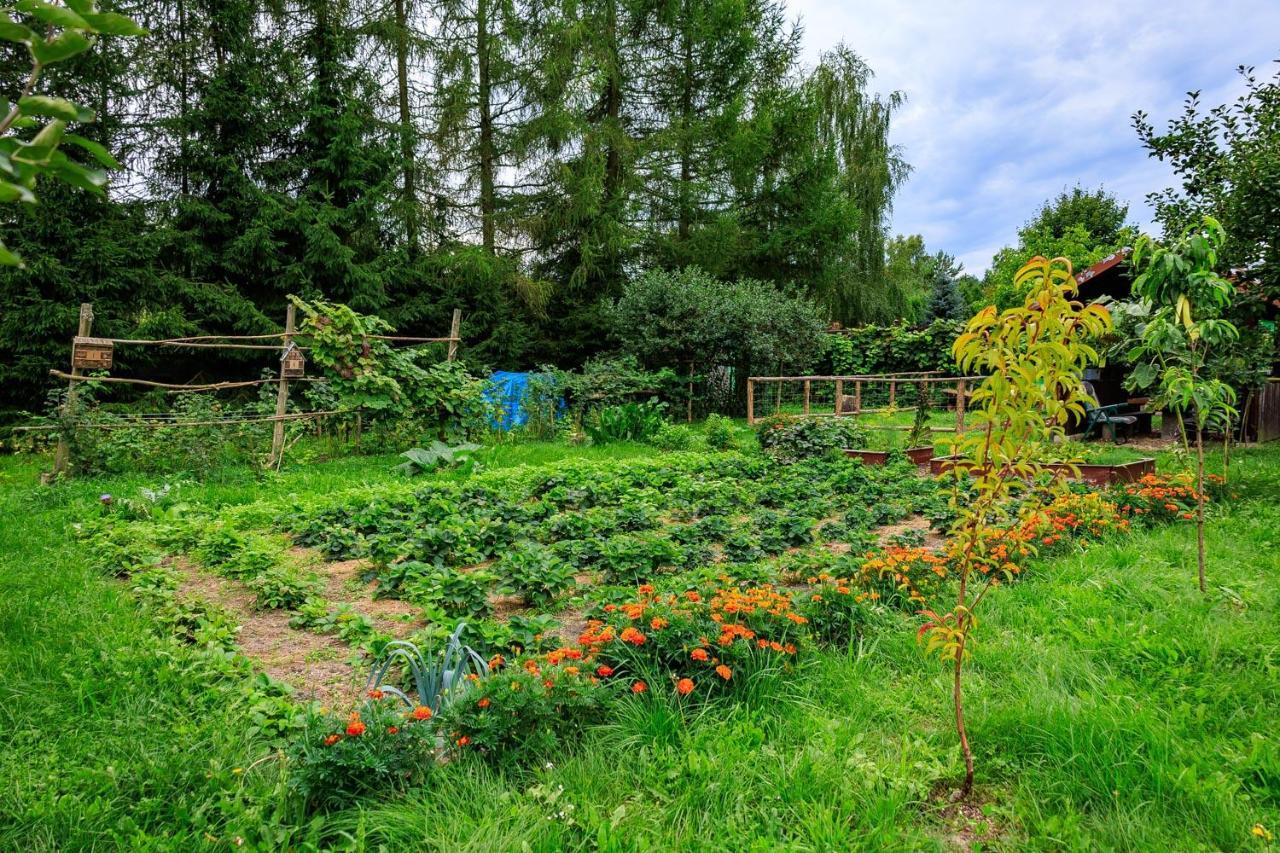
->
[789,0,1280,274]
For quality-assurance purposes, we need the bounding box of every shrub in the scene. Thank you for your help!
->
[288,693,437,811]
[1116,473,1219,524]
[497,542,576,608]
[649,421,699,451]
[755,415,867,463]
[1020,490,1129,550]
[703,414,738,450]
[434,651,614,763]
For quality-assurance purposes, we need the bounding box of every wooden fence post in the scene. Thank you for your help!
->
[49,303,93,480]
[834,379,844,415]
[955,378,967,433]
[888,380,896,409]
[854,381,862,414]
[269,304,296,469]
[803,379,811,414]
[447,309,461,361]
[746,379,755,425]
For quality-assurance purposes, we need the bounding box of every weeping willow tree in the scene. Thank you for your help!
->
[809,45,910,325]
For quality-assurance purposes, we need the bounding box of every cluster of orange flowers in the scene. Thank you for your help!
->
[321,692,433,747]
[858,546,951,604]
[1119,473,1209,522]
[1021,491,1128,547]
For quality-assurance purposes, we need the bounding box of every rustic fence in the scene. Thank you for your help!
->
[46,303,462,478]
[746,372,982,433]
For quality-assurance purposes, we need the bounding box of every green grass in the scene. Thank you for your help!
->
[1,443,1278,849]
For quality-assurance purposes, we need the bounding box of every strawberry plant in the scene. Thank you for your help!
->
[497,542,576,608]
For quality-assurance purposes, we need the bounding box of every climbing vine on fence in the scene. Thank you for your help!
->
[826,320,963,375]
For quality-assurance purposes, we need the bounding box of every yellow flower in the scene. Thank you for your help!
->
[1253,824,1273,842]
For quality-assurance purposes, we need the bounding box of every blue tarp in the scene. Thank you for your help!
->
[487,371,565,431]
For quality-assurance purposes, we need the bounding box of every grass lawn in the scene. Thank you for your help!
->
[1,442,1278,850]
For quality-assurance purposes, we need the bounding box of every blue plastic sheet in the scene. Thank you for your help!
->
[486,371,564,431]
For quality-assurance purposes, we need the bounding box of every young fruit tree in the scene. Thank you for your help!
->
[1123,217,1238,593]
[922,256,1112,796]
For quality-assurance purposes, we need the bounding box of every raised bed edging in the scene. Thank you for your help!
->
[927,455,1156,485]
[844,447,935,466]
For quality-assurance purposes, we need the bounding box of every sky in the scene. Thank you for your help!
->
[788,0,1280,274]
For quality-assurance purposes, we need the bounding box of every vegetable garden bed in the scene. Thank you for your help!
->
[928,454,1156,485]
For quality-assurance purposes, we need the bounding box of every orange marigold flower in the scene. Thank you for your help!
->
[564,665,580,676]
[544,679,554,689]
[632,680,648,694]
[457,735,471,747]
[715,664,732,681]
[489,654,505,669]
[411,705,433,721]
[564,648,583,660]
[638,584,655,594]
[524,659,541,675]
[684,591,701,602]
[386,726,399,735]
[477,697,490,709]
[690,648,709,661]
[323,734,341,746]
[676,678,695,695]
[603,603,618,613]
[367,689,385,700]
[620,627,647,646]
[650,617,669,630]
[346,719,366,737]
[596,664,615,677]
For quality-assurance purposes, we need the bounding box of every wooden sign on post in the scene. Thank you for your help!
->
[72,336,114,370]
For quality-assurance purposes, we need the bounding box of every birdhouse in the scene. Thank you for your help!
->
[72,336,114,370]
[281,342,306,378]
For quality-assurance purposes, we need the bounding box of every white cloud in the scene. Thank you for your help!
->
[788,0,1280,273]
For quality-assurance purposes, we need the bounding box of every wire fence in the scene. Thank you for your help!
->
[746,373,981,433]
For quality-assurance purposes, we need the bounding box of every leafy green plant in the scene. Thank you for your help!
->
[365,627,490,714]
[497,542,576,608]
[703,414,738,450]
[649,421,698,451]
[585,400,667,444]
[755,415,867,463]
[402,566,494,620]
[248,567,322,611]
[394,441,482,476]
[597,532,682,585]
[288,694,437,812]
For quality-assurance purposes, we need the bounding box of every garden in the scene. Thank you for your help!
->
[3,3,1280,850]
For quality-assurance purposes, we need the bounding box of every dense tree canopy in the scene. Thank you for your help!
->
[0,0,911,410]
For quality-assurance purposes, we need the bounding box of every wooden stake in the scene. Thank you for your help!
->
[803,379,811,414]
[49,303,93,480]
[447,309,461,361]
[834,379,844,415]
[955,378,967,433]
[854,381,862,414]
[746,378,755,425]
[269,304,295,469]
[889,381,896,409]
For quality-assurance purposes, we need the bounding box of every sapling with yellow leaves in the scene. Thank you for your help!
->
[920,256,1112,797]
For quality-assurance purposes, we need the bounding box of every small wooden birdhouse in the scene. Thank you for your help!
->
[72,336,114,370]
[281,342,306,378]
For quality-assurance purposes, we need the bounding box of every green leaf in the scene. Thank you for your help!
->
[49,154,106,193]
[14,0,90,30]
[31,29,91,64]
[81,12,147,36]
[17,95,93,122]
[0,241,22,266]
[0,12,36,43]
[63,0,96,14]
[0,178,36,203]
[63,133,119,169]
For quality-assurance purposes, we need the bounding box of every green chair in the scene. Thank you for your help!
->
[1081,381,1139,442]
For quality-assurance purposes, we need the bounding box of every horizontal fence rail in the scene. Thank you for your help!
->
[746,373,983,434]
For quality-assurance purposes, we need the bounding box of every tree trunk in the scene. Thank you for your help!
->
[476,0,496,253]
[1195,425,1207,593]
[393,0,418,254]
[953,635,974,797]
[677,0,693,240]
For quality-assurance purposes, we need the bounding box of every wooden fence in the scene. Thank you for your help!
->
[47,303,462,477]
[746,372,982,433]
